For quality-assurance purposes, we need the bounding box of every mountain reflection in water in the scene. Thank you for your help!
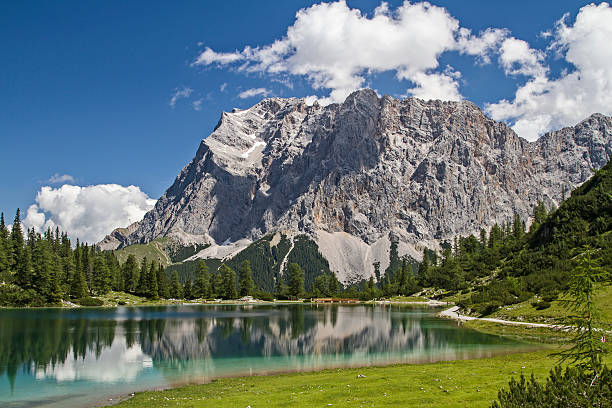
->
[0,304,531,407]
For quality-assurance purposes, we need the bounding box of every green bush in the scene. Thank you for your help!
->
[531,300,551,310]
[77,296,104,306]
[491,365,612,407]
[0,285,46,307]
[254,291,274,301]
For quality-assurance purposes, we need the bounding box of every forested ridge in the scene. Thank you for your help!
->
[1,159,610,307]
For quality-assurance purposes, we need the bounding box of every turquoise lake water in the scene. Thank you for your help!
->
[0,304,533,407]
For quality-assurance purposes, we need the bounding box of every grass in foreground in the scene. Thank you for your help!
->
[114,350,598,408]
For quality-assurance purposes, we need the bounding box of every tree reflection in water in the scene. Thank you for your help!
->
[0,305,527,390]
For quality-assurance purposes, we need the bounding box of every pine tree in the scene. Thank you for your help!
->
[157,264,170,298]
[148,261,159,300]
[0,213,10,283]
[556,246,609,375]
[183,279,193,300]
[194,260,210,299]
[238,260,255,297]
[122,254,139,294]
[170,270,182,299]
[219,264,237,299]
[287,263,305,298]
[136,257,149,296]
[213,270,224,298]
[92,255,111,295]
[71,260,88,299]
[11,209,30,288]
[417,249,429,286]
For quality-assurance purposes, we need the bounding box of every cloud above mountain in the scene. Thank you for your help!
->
[194,1,612,141]
[23,184,156,243]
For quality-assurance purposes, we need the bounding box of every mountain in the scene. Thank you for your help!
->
[99,89,612,284]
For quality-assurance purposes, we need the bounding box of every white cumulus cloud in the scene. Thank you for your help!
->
[194,1,507,104]
[238,88,271,99]
[485,3,612,140]
[22,184,156,244]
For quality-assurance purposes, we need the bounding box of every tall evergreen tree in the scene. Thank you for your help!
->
[238,260,255,297]
[70,260,89,299]
[183,279,193,300]
[193,260,210,299]
[170,270,182,299]
[122,254,139,293]
[157,264,169,298]
[0,213,10,283]
[136,257,149,296]
[213,270,224,298]
[92,255,111,295]
[287,263,305,298]
[219,264,237,299]
[148,261,159,300]
[11,209,30,288]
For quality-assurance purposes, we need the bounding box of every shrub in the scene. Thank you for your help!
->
[0,285,46,307]
[254,291,274,302]
[491,364,612,407]
[77,296,104,307]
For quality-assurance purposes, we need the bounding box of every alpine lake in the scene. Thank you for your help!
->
[0,303,539,408]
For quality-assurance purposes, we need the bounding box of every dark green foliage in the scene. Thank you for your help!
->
[183,279,193,300]
[193,260,210,299]
[219,264,237,299]
[77,296,104,307]
[555,246,609,373]
[285,235,331,291]
[491,365,612,408]
[225,235,284,292]
[148,262,159,300]
[165,258,221,283]
[170,271,182,299]
[287,262,305,298]
[136,257,149,296]
[157,264,169,299]
[168,243,210,263]
[238,260,255,296]
[122,254,139,293]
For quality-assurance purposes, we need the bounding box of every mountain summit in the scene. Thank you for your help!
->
[100,89,611,283]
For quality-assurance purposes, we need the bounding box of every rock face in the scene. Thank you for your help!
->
[99,89,612,282]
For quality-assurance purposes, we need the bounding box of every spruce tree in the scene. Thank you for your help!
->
[287,263,305,298]
[148,261,159,300]
[0,213,9,283]
[170,270,182,299]
[194,260,210,299]
[11,209,30,288]
[556,247,609,375]
[213,270,224,298]
[136,257,149,296]
[122,254,138,293]
[183,279,193,300]
[157,264,170,298]
[219,264,237,299]
[238,260,255,297]
[71,261,88,299]
[92,255,111,295]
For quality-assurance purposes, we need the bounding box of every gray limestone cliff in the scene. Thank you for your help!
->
[99,89,611,283]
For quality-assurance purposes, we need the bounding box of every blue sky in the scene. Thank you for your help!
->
[1,0,610,243]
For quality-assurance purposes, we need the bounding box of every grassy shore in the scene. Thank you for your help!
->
[114,350,588,408]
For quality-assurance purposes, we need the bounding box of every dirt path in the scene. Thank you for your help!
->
[439,306,562,329]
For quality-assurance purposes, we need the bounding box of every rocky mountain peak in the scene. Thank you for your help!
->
[99,89,611,283]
